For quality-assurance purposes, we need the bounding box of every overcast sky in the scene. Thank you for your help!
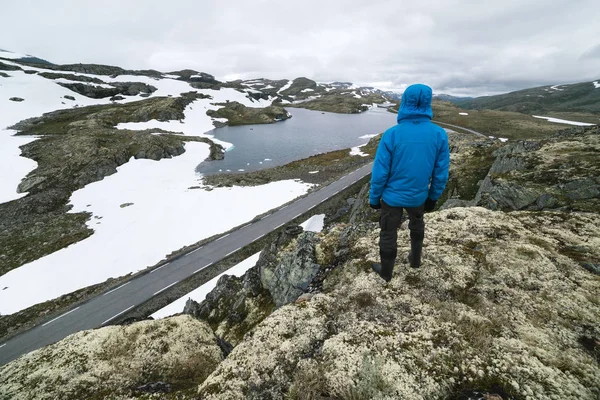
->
[2,0,599,96]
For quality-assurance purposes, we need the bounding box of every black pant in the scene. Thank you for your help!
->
[379,200,425,262]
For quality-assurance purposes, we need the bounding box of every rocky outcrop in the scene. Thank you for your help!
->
[8,97,24,102]
[183,268,274,347]
[206,101,290,125]
[183,225,321,345]
[0,61,21,71]
[18,62,163,78]
[198,207,600,399]
[0,316,223,400]
[57,81,157,99]
[168,70,220,88]
[437,132,499,209]
[37,71,106,84]
[259,228,321,307]
[279,77,318,96]
[286,92,386,114]
[473,125,599,212]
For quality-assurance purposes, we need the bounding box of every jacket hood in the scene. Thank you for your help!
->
[397,84,433,123]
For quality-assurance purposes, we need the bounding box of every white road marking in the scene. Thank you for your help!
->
[256,233,265,240]
[103,282,130,296]
[102,305,135,326]
[150,262,170,274]
[293,213,302,219]
[216,233,230,241]
[42,307,81,327]
[189,246,203,255]
[275,223,285,229]
[308,205,316,210]
[333,190,340,195]
[240,224,250,229]
[0,343,6,349]
[281,205,288,209]
[261,215,269,220]
[153,281,179,296]
[225,247,241,258]
[194,263,212,274]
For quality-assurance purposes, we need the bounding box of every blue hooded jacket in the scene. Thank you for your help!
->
[369,84,450,208]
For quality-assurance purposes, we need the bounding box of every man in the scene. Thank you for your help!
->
[369,83,450,281]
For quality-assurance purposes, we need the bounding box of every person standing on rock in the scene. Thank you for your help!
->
[369,83,450,281]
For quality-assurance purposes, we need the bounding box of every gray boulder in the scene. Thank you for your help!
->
[260,230,321,307]
[563,178,600,200]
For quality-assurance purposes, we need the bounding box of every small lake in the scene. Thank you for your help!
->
[196,107,397,175]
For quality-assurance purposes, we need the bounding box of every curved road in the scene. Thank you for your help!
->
[0,162,374,366]
[0,124,483,366]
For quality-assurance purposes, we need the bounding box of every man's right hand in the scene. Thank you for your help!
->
[424,198,437,212]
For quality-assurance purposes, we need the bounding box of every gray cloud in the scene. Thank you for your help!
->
[2,0,599,96]
[580,44,600,60]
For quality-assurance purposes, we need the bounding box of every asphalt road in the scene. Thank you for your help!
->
[0,162,375,366]
[434,121,487,138]
[0,124,483,367]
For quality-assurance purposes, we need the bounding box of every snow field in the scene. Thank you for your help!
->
[0,141,313,315]
[532,115,595,126]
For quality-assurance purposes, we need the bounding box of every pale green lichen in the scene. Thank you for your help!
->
[0,316,222,400]
[199,207,600,400]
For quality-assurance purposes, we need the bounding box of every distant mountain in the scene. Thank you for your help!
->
[434,94,473,104]
[0,48,53,65]
[457,80,600,114]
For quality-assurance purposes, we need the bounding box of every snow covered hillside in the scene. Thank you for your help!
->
[1,56,327,315]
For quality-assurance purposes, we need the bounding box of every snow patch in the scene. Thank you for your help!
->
[0,49,31,59]
[359,133,378,139]
[0,141,313,315]
[499,138,509,142]
[116,87,273,149]
[300,214,325,233]
[594,81,600,89]
[549,85,564,91]
[0,70,130,204]
[459,112,469,116]
[350,144,369,157]
[532,115,595,126]
[151,252,262,319]
[278,80,293,93]
[308,171,319,174]
[301,88,314,93]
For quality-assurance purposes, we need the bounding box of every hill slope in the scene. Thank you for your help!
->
[458,80,600,115]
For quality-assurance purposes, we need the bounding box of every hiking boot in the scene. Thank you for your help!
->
[408,230,424,268]
[408,251,421,268]
[371,258,394,282]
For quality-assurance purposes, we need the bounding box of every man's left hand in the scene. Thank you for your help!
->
[370,202,381,210]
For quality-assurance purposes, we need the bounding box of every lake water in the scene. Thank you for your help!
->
[196,107,397,175]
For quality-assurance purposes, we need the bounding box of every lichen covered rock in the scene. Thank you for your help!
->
[0,316,223,400]
[199,207,600,400]
[474,125,600,212]
[260,230,321,307]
